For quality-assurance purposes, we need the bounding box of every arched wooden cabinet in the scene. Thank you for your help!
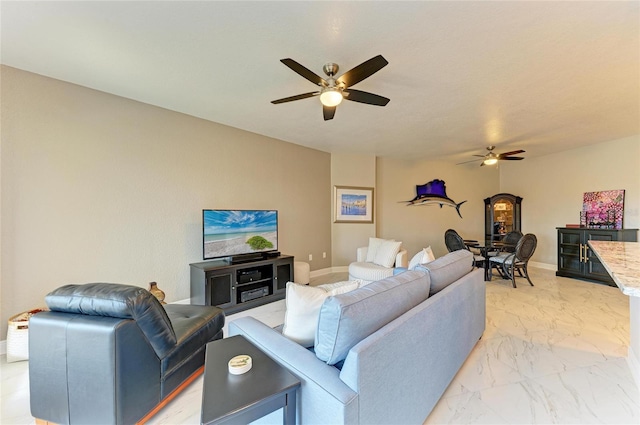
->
[484,193,522,244]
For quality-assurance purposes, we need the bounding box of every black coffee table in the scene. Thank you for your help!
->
[201,335,301,425]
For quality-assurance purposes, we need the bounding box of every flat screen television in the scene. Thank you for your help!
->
[203,209,278,261]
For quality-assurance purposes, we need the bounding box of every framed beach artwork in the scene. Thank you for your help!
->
[334,186,374,223]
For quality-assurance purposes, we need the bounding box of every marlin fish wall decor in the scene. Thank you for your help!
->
[402,179,467,218]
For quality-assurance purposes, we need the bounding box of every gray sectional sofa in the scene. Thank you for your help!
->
[229,249,485,424]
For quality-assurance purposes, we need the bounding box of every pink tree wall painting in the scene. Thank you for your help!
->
[582,190,625,229]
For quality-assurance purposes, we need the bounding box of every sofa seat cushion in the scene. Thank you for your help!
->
[161,304,224,395]
[348,262,396,283]
[315,270,431,365]
[163,304,224,362]
[417,250,473,295]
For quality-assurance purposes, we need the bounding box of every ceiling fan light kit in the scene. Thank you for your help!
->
[320,88,343,107]
[272,55,390,120]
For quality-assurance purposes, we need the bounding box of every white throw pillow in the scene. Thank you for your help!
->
[373,240,402,268]
[408,251,422,270]
[424,246,436,262]
[365,237,388,262]
[409,246,436,270]
[282,281,360,347]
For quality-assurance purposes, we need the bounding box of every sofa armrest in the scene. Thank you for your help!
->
[30,313,161,424]
[228,317,358,423]
[395,249,408,268]
[356,246,368,262]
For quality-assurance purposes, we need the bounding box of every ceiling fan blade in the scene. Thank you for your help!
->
[336,55,388,88]
[271,92,319,104]
[500,156,525,160]
[456,158,483,165]
[280,59,327,86]
[343,89,390,106]
[323,105,336,121]
[473,155,486,158]
[498,150,525,157]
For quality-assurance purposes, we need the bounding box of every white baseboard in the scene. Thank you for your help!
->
[309,266,346,278]
[530,261,556,271]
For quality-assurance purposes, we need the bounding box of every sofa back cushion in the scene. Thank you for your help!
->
[46,282,177,358]
[373,240,403,268]
[314,270,430,365]
[416,250,473,295]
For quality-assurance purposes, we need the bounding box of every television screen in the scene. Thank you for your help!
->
[203,209,278,260]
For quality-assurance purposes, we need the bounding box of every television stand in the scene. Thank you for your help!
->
[190,255,294,314]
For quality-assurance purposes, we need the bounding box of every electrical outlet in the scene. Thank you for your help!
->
[323,252,327,258]
[309,254,313,261]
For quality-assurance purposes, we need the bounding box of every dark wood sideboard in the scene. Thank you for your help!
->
[556,227,638,286]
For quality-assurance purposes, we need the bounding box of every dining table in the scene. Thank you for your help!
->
[465,241,516,281]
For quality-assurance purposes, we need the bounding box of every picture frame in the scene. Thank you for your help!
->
[582,189,625,229]
[334,186,374,223]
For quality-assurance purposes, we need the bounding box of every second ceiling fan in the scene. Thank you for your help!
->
[457,146,526,166]
[271,55,390,121]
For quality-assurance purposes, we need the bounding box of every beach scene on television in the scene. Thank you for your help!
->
[204,210,278,259]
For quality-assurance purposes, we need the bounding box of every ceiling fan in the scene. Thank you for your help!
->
[457,146,526,166]
[271,55,390,121]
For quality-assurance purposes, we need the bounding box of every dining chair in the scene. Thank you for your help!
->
[501,230,523,252]
[489,231,524,278]
[488,233,537,287]
[444,229,466,252]
[444,229,485,271]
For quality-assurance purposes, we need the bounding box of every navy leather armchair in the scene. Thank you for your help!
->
[29,283,225,424]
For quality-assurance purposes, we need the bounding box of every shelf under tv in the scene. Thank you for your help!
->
[189,255,294,314]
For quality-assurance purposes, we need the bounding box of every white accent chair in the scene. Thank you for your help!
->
[348,245,408,285]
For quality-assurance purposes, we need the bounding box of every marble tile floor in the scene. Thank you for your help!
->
[2,267,639,424]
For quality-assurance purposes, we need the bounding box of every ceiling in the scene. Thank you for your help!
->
[2,1,639,163]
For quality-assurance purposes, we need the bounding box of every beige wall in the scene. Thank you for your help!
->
[499,135,640,265]
[2,65,639,340]
[376,135,640,265]
[1,66,331,337]
[331,154,377,267]
[377,158,499,258]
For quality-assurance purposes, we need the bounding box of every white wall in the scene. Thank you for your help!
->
[1,66,332,338]
[500,135,640,265]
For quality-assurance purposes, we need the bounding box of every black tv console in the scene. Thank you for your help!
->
[190,255,294,314]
